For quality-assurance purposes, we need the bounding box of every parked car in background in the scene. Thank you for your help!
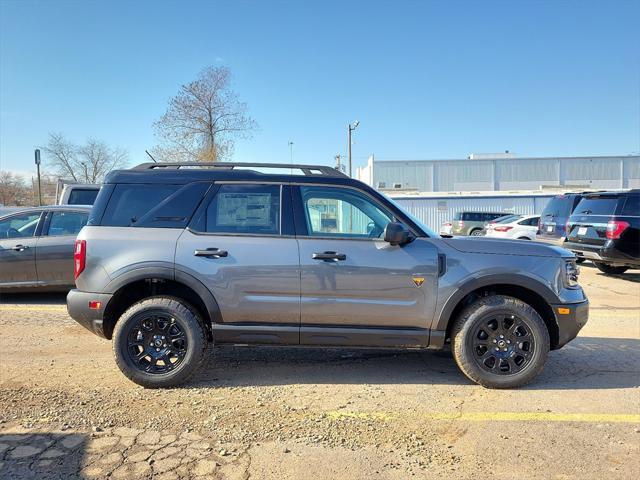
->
[451,211,508,236]
[564,190,639,274]
[486,215,540,240]
[536,193,587,246]
[58,184,101,205]
[0,206,91,291]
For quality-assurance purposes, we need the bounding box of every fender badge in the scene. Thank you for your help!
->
[412,276,425,287]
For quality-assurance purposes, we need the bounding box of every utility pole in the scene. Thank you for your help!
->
[34,149,42,206]
[347,121,359,177]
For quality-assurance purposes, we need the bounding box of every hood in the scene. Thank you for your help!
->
[442,237,574,258]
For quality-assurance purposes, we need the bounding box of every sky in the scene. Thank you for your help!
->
[1,0,639,177]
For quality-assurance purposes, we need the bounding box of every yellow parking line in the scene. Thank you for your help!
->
[327,411,640,423]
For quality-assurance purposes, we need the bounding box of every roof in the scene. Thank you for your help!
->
[0,205,92,218]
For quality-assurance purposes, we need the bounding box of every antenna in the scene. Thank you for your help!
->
[145,150,157,163]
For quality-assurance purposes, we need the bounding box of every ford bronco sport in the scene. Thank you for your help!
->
[67,162,589,389]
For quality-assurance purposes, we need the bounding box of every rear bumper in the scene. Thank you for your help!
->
[551,299,589,349]
[535,235,565,246]
[66,289,112,339]
[564,241,639,267]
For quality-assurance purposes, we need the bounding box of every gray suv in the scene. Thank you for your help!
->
[67,162,589,389]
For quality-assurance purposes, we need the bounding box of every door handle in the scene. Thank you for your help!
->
[312,251,346,262]
[11,244,28,252]
[194,248,228,258]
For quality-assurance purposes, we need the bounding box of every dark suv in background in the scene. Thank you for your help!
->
[564,190,639,274]
[536,193,587,248]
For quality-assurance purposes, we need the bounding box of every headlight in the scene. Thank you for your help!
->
[564,260,580,288]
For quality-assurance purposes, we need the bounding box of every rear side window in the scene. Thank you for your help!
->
[47,211,89,236]
[101,184,179,227]
[574,196,620,216]
[202,184,281,235]
[622,195,639,216]
[67,188,99,205]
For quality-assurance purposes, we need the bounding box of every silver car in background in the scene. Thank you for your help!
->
[0,206,90,291]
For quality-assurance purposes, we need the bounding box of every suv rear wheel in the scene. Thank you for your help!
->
[451,295,550,389]
[593,262,628,275]
[112,296,208,388]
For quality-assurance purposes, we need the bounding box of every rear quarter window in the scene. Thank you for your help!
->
[622,195,639,216]
[99,183,209,228]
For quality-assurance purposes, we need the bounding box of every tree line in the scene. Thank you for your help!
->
[1,65,257,206]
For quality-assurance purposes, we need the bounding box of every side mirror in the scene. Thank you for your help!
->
[384,222,410,246]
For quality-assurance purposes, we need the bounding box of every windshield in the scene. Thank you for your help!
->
[386,197,438,237]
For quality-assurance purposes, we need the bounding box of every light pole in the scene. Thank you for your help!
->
[288,141,294,164]
[347,120,359,177]
[34,149,42,206]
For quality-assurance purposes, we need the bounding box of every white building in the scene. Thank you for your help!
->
[356,154,640,192]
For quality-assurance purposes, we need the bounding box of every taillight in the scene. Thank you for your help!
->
[606,220,630,240]
[74,240,86,279]
[458,220,465,227]
[494,226,514,232]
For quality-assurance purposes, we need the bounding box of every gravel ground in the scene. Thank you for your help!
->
[0,263,639,479]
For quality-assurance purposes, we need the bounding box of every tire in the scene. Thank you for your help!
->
[451,295,550,389]
[593,262,628,275]
[517,237,531,240]
[470,229,483,237]
[112,296,208,388]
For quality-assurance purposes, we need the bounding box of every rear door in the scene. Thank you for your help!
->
[35,210,89,286]
[566,194,621,247]
[0,211,43,287]
[175,183,301,331]
[294,184,438,342]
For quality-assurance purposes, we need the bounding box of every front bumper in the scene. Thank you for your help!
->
[67,289,113,339]
[550,299,589,349]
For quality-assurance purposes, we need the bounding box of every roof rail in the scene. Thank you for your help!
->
[133,162,349,178]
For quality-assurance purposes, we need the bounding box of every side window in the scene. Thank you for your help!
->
[204,184,281,235]
[47,211,89,236]
[67,188,99,205]
[622,195,639,216]
[299,186,393,238]
[0,212,41,239]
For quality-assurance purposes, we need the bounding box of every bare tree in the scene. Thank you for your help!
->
[153,66,257,162]
[0,171,30,206]
[42,133,129,183]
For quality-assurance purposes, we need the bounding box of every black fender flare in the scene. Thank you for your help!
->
[434,273,561,332]
[104,266,223,326]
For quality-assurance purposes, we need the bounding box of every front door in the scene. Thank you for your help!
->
[294,185,438,339]
[0,211,43,287]
[36,210,89,286]
[175,183,300,339]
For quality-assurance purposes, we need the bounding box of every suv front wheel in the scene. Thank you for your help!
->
[112,296,208,388]
[451,295,550,389]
